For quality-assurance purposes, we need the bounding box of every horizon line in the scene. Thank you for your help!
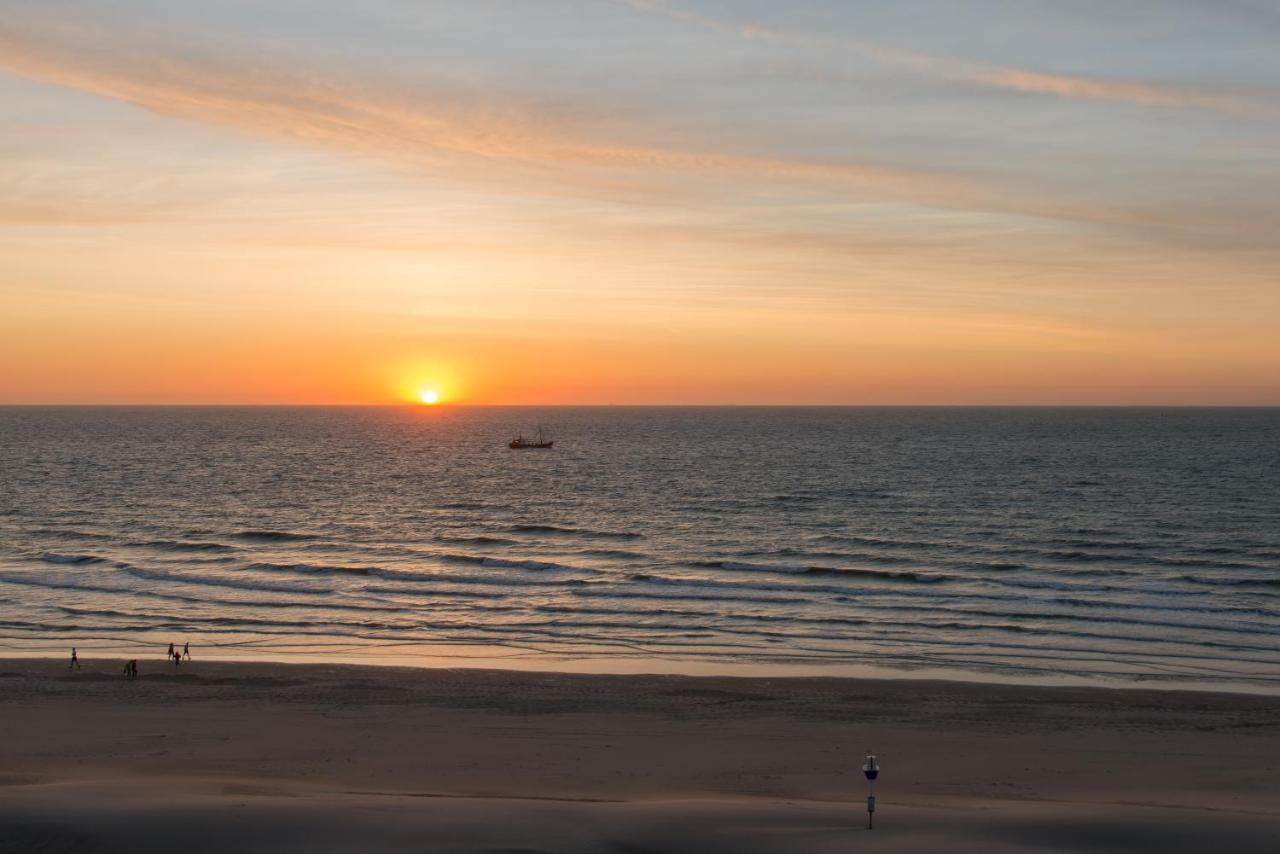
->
[2,403,1278,409]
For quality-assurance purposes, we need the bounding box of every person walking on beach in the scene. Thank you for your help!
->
[69,647,80,670]
[122,659,137,679]
[167,642,175,661]
[182,642,191,661]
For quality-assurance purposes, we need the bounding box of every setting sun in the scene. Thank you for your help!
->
[418,388,440,405]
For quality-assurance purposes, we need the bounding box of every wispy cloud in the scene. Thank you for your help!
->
[622,0,781,39]
[0,16,961,211]
[622,0,1277,116]
[2,6,1274,255]
[873,46,1275,116]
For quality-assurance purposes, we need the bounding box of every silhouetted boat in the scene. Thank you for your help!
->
[509,427,554,449]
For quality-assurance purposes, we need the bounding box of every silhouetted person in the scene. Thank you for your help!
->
[167,642,175,661]
[69,647,80,670]
[182,642,191,661]
[122,659,138,679]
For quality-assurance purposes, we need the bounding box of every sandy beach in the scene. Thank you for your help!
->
[1,658,1277,852]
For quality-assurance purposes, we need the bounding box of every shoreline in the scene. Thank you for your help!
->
[7,641,1279,697]
[8,654,1279,719]
[3,657,1278,851]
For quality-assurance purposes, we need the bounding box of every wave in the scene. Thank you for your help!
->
[24,528,113,541]
[531,599,1278,640]
[367,570,590,594]
[489,612,1280,657]
[0,571,131,596]
[695,560,951,584]
[481,556,579,572]
[577,586,814,607]
[803,566,950,583]
[1046,595,1280,620]
[130,539,236,552]
[508,524,641,540]
[1047,538,1157,552]
[247,561,371,576]
[623,569,1155,610]
[983,576,1139,595]
[37,552,106,565]
[1179,575,1280,591]
[433,535,518,547]
[1023,548,1272,572]
[814,534,938,550]
[574,548,652,561]
[362,583,491,599]
[1046,566,1145,579]
[568,573,1280,635]
[244,557,582,585]
[0,571,332,615]
[774,540,1028,572]
[748,548,918,566]
[601,570,920,602]
[422,551,591,574]
[2,570,410,617]
[119,564,332,595]
[234,530,316,542]
[961,561,1025,571]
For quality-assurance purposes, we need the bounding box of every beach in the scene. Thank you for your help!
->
[1,658,1277,852]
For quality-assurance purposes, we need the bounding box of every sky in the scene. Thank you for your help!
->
[1,0,1278,404]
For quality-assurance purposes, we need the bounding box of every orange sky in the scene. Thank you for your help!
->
[2,2,1278,404]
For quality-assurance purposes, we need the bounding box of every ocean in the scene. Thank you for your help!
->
[1,406,1277,691]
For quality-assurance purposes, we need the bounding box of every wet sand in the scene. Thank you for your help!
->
[1,658,1277,852]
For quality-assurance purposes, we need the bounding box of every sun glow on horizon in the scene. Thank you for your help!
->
[418,388,440,405]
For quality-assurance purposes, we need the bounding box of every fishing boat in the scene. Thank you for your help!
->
[509,427,554,449]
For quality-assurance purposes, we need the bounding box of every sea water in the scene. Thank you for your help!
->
[1,406,1277,691]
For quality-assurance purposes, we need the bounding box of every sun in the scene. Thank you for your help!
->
[418,388,440,405]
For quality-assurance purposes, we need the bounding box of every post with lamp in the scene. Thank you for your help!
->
[863,752,880,830]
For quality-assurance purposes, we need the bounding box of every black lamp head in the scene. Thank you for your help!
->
[863,753,879,781]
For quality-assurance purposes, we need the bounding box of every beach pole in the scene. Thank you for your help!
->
[863,752,879,830]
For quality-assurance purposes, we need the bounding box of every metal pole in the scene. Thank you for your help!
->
[863,752,879,831]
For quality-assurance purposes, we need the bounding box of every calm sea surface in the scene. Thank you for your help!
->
[1,407,1277,691]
